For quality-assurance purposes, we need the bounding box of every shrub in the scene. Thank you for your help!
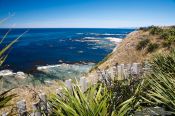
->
[139,27,149,31]
[136,39,150,50]
[147,43,159,52]
[162,41,171,48]
[159,27,175,46]
[149,26,163,35]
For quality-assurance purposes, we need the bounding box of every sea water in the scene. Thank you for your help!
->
[0,28,134,84]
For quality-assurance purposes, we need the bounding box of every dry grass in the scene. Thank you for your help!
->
[87,30,169,82]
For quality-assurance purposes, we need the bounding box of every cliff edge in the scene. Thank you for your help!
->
[87,26,174,81]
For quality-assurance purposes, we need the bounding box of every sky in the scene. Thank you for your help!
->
[0,0,175,28]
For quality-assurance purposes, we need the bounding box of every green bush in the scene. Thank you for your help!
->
[136,39,150,50]
[159,27,175,46]
[139,27,149,31]
[149,26,163,35]
[162,40,171,48]
[147,43,159,52]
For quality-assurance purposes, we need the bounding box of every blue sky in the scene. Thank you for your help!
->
[0,0,175,28]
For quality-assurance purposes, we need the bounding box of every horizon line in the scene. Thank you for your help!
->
[0,27,138,29]
[1,25,174,29]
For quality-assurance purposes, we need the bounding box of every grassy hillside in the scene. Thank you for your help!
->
[91,26,175,72]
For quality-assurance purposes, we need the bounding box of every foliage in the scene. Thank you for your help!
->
[110,78,142,115]
[0,30,27,66]
[161,27,175,47]
[0,18,27,112]
[145,25,175,47]
[139,27,149,31]
[147,43,159,52]
[0,88,16,110]
[116,50,175,115]
[140,50,175,113]
[116,80,146,115]
[150,49,175,74]
[149,26,163,35]
[136,39,150,50]
[49,83,114,116]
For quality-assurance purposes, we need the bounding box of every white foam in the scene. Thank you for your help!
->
[106,37,123,44]
[100,33,126,36]
[37,64,61,70]
[15,71,27,79]
[0,70,14,76]
[84,37,96,39]
[76,33,84,35]
[88,33,126,36]
[74,39,100,43]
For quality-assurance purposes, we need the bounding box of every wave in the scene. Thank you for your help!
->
[0,70,28,79]
[76,33,84,35]
[74,37,101,43]
[89,33,126,36]
[37,64,62,70]
[84,37,96,39]
[37,63,94,70]
[76,33,126,36]
[106,37,123,44]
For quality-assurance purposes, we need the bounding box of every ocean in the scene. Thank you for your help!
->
[0,28,134,85]
[0,28,134,72]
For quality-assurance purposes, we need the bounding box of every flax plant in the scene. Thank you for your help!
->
[49,82,114,116]
[0,18,27,111]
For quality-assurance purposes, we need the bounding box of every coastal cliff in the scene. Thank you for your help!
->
[88,26,173,81]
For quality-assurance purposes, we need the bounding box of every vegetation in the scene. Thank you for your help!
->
[137,26,175,53]
[49,83,114,116]
[136,39,150,50]
[149,26,163,35]
[2,25,175,115]
[89,53,113,72]
[48,48,175,115]
[119,49,175,114]
[147,43,159,52]
[148,26,175,47]
[0,18,27,111]
[141,50,175,113]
